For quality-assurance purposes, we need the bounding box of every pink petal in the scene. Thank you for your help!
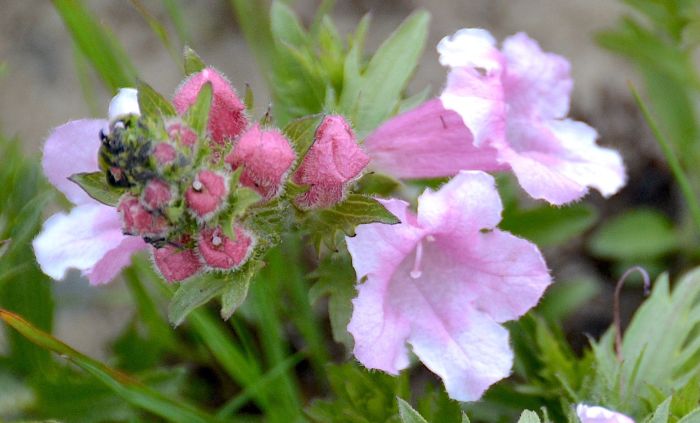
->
[502,118,626,205]
[438,30,507,149]
[32,203,146,284]
[42,119,107,205]
[502,33,572,120]
[346,199,424,373]
[173,67,247,144]
[364,99,505,179]
[416,171,503,235]
[88,236,147,285]
[152,243,203,283]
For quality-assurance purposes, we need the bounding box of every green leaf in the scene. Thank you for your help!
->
[0,309,220,423]
[220,261,261,320]
[517,410,541,423]
[183,45,206,75]
[648,397,671,423]
[501,203,598,247]
[168,274,227,326]
[186,81,212,136]
[341,10,430,136]
[398,398,429,423]
[314,193,399,233]
[588,208,679,260]
[309,252,357,350]
[678,407,700,423]
[137,79,177,117]
[243,83,254,111]
[68,172,125,206]
[53,0,136,92]
[462,412,471,423]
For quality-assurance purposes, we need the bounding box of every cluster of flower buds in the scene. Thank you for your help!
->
[93,68,369,283]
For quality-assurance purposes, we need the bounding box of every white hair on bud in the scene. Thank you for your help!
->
[108,88,141,121]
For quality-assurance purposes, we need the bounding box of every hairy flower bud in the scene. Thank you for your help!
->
[173,67,247,144]
[225,124,295,201]
[152,142,177,167]
[185,170,228,219]
[292,115,369,209]
[166,121,197,148]
[198,225,255,270]
[151,243,202,282]
[142,179,173,211]
[117,194,169,238]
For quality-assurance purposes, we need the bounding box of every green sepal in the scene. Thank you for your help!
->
[68,171,125,206]
[136,79,177,117]
[283,113,324,158]
[307,194,400,252]
[185,81,212,137]
[168,274,227,327]
[243,83,254,112]
[220,260,263,320]
[183,46,206,75]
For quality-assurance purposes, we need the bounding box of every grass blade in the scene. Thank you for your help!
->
[0,309,220,423]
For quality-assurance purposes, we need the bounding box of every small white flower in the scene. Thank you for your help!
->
[108,88,140,122]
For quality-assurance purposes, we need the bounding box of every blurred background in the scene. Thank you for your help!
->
[0,0,676,383]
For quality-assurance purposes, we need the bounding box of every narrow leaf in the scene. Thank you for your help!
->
[69,172,124,206]
[397,398,428,423]
[220,261,261,320]
[0,309,219,423]
[283,113,324,157]
[517,410,541,423]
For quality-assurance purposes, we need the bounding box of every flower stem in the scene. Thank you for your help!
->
[613,265,650,362]
[630,83,700,236]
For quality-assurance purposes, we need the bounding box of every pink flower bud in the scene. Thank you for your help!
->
[225,124,295,200]
[142,179,173,211]
[173,67,247,145]
[166,121,197,148]
[153,143,177,166]
[198,225,255,270]
[117,194,169,237]
[292,115,369,208]
[151,243,202,282]
[185,170,228,219]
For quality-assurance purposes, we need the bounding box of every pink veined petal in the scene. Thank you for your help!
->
[346,199,424,373]
[438,29,507,149]
[42,119,107,205]
[408,306,513,401]
[502,118,626,205]
[417,170,503,235]
[502,32,573,120]
[32,203,146,284]
[364,99,505,179]
[438,229,551,322]
[88,236,148,285]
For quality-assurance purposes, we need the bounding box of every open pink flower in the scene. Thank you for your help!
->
[32,118,147,285]
[576,405,635,423]
[365,29,625,205]
[345,171,551,401]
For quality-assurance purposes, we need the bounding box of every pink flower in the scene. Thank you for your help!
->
[225,124,296,200]
[365,29,625,205]
[292,115,370,209]
[185,170,228,219]
[345,171,551,401]
[152,241,202,283]
[576,405,635,423]
[173,67,248,145]
[117,194,170,237]
[198,225,255,270]
[142,179,173,211]
[32,119,147,285]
